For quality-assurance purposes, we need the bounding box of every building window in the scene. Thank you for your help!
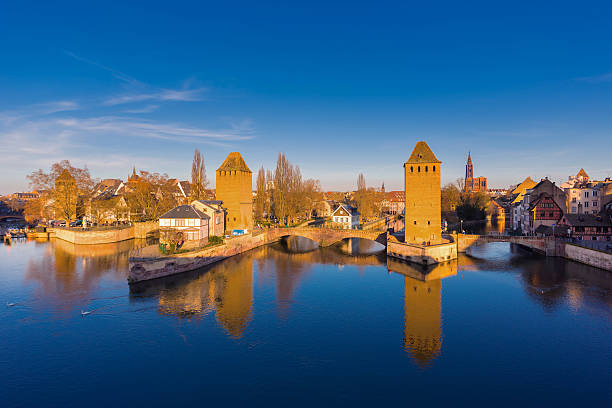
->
[175,219,185,226]
[584,192,589,198]
[413,220,417,225]
[425,166,428,172]
[433,166,436,172]
[427,220,430,225]
[593,201,598,206]
[216,216,220,225]
[585,202,589,208]
[418,166,421,172]
[593,191,598,197]
[410,166,413,172]
[571,197,576,203]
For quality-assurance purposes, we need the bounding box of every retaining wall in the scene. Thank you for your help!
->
[387,240,457,265]
[564,243,612,271]
[129,232,266,283]
[52,222,158,245]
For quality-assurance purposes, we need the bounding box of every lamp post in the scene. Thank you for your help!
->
[460,219,463,234]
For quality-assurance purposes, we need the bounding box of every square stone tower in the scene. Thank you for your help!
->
[404,141,442,245]
[216,152,253,232]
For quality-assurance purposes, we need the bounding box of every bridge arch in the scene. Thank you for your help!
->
[266,227,387,247]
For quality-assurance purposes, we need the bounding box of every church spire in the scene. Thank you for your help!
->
[467,151,472,163]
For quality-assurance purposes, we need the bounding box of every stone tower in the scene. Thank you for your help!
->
[216,152,253,232]
[404,141,442,245]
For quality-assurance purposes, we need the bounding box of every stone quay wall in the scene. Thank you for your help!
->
[564,243,612,271]
[129,232,267,283]
[129,227,388,283]
[52,222,158,245]
[387,237,457,265]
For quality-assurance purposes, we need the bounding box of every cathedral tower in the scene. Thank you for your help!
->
[404,141,442,245]
[465,152,473,189]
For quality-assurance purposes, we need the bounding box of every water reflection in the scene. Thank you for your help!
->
[387,258,457,366]
[337,237,386,256]
[464,243,612,316]
[24,238,146,314]
[9,238,612,357]
[151,254,254,338]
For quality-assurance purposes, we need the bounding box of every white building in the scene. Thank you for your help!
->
[159,205,209,244]
[331,204,360,229]
[565,183,603,215]
[191,200,225,237]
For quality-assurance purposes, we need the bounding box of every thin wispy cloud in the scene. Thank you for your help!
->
[64,50,207,106]
[54,116,252,144]
[0,100,79,124]
[123,104,160,114]
[64,50,144,86]
[104,88,205,105]
[575,72,612,83]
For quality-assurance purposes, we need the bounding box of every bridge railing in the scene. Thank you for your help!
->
[563,238,612,254]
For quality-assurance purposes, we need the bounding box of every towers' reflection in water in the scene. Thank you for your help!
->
[156,254,254,338]
[387,257,457,366]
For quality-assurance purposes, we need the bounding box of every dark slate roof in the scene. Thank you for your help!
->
[216,152,252,173]
[159,205,209,219]
[197,199,223,206]
[332,204,360,216]
[562,214,612,227]
[405,141,441,164]
[535,225,554,235]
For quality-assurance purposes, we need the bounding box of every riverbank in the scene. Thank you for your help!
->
[129,232,267,283]
[128,227,390,283]
[51,222,158,245]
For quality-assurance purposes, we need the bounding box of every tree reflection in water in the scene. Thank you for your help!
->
[24,238,147,315]
[14,238,612,372]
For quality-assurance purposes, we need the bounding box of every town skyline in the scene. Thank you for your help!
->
[2,2,612,194]
[4,150,610,196]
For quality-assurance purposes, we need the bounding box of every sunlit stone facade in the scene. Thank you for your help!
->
[215,152,253,232]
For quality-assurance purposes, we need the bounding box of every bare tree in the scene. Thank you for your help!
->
[27,160,96,222]
[126,171,177,221]
[455,177,465,192]
[255,166,266,221]
[273,153,292,225]
[190,149,208,201]
[357,173,366,192]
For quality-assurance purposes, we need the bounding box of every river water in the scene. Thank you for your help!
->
[1,237,611,407]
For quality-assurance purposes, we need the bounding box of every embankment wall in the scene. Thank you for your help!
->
[52,222,158,245]
[564,243,612,271]
[129,232,267,283]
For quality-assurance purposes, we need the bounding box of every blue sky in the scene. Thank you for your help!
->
[1,1,612,194]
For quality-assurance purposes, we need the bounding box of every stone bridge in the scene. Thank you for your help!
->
[266,227,388,247]
[455,234,557,256]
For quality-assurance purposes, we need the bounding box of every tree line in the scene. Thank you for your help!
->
[24,149,212,224]
[254,153,323,225]
[441,178,490,222]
